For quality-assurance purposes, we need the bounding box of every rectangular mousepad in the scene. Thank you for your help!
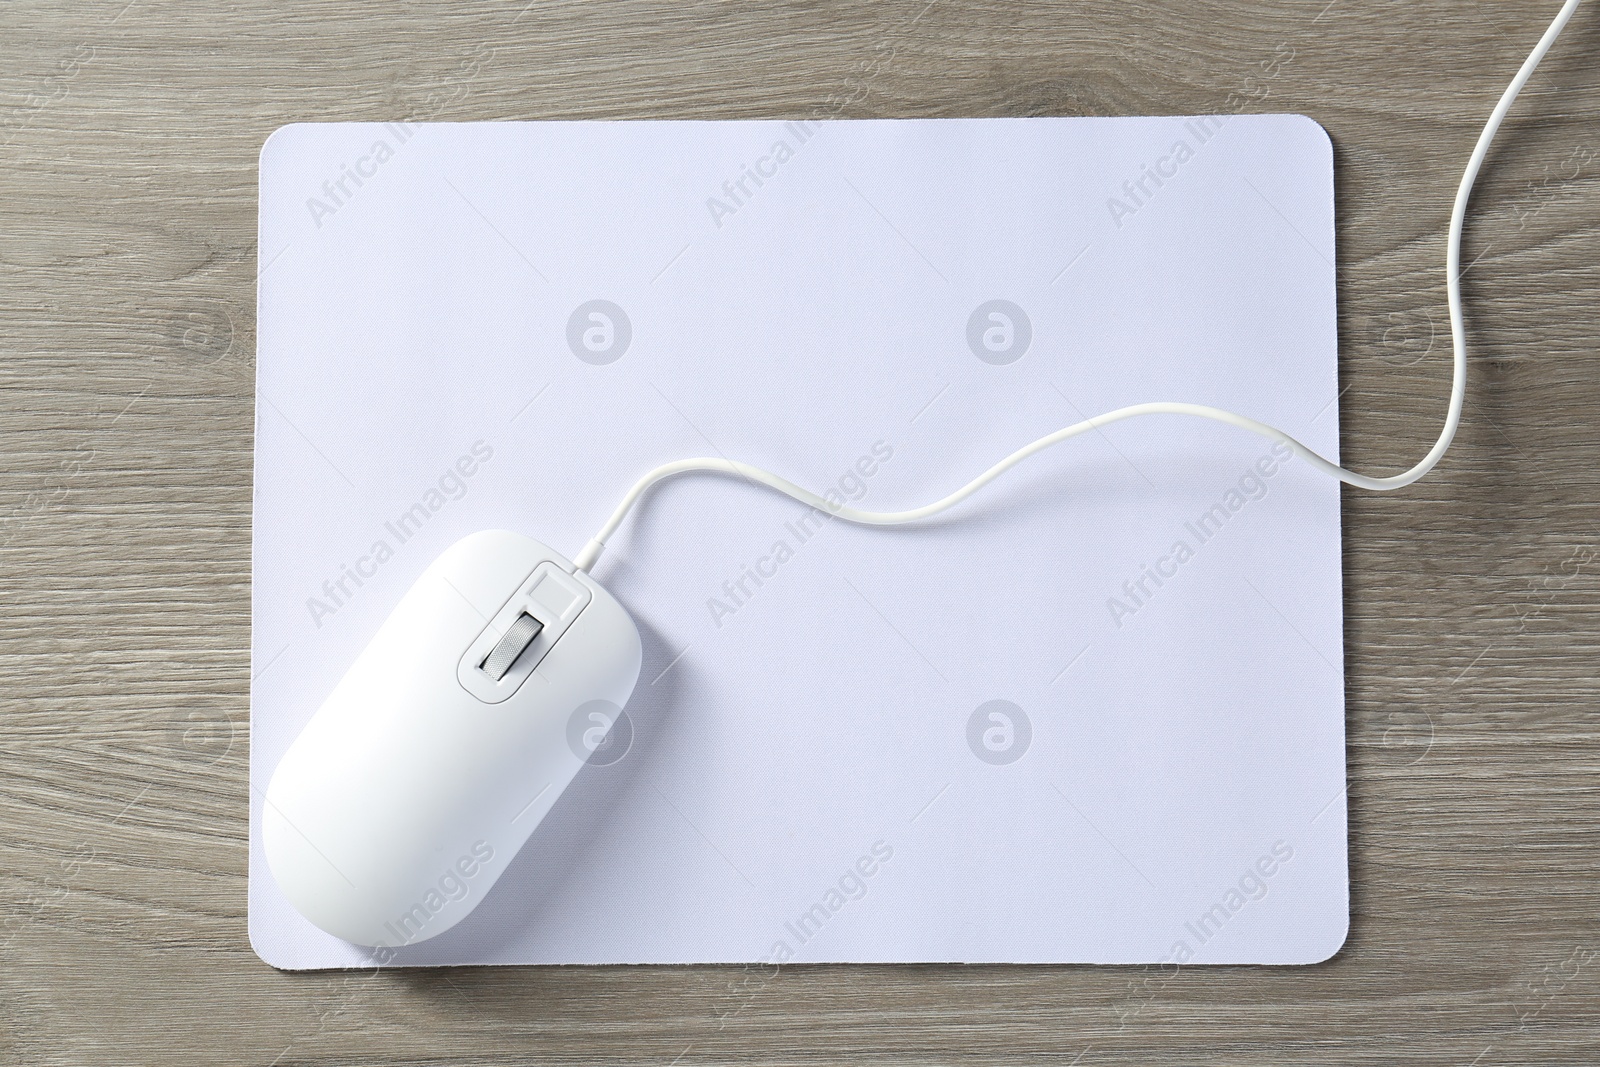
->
[252,115,1347,968]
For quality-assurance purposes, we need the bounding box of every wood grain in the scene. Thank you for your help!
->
[2,0,1598,1063]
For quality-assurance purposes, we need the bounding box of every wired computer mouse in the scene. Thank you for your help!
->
[263,529,642,948]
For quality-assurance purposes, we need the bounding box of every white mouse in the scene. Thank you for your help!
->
[263,529,642,949]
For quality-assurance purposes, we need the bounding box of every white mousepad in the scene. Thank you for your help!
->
[252,115,1347,968]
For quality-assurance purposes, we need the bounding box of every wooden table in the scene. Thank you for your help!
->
[3,1,1597,1062]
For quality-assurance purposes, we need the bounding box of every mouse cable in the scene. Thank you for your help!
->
[573,0,1584,575]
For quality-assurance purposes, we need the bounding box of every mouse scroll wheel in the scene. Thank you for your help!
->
[479,612,544,682]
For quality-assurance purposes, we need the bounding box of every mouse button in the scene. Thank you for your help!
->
[532,582,642,699]
[432,537,549,623]
[524,565,591,624]
[527,568,583,620]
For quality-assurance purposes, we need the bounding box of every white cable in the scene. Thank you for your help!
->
[573,0,1583,574]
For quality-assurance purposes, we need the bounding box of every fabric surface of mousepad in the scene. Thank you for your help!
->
[252,115,1347,967]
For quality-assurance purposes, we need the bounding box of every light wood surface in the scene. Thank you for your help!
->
[3,1,1599,1063]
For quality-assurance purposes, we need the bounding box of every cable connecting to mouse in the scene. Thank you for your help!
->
[572,0,1583,575]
